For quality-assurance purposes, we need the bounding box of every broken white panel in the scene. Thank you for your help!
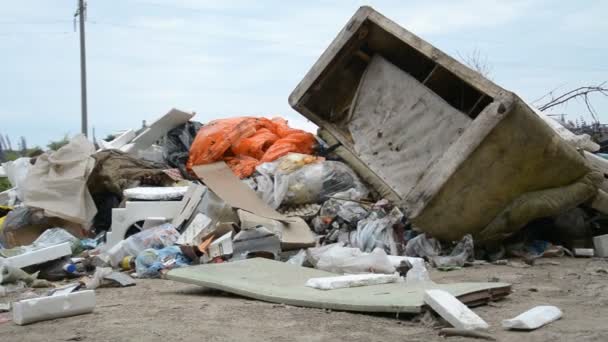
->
[502,305,562,330]
[424,289,489,330]
[176,213,212,245]
[305,273,400,290]
[142,217,169,230]
[122,109,194,153]
[2,242,72,269]
[98,129,136,151]
[106,201,183,249]
[123,186,189,201]
[529,103,599,152]
[12,290,95,325]
[593,234,608,257]
[207,231,233,259]
[171,184,207,228]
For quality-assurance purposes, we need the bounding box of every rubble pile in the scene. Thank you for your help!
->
[1,6,607,336]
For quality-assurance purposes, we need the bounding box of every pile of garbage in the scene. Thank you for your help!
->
[0,6,607,335]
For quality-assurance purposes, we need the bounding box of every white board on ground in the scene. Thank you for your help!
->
[424,289,489,330]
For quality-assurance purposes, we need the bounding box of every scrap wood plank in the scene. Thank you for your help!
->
[167,258,510,313]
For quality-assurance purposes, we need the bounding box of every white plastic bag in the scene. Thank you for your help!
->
[316,246,395,274]
[2,157,31,201]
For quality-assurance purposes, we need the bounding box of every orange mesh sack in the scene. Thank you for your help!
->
[187,117,316,178]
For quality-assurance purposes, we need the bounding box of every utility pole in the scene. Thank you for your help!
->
[75,0,88,137]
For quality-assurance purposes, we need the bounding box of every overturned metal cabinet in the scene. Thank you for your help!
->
[289,6,599,242]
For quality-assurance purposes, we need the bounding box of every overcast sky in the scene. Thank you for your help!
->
[2,0,607,148]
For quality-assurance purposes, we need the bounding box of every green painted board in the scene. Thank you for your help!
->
[167,258,510,313]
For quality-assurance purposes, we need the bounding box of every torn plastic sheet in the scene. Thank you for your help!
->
[345,207,403,254]
[405,234,474,268]
[255,158,368,208]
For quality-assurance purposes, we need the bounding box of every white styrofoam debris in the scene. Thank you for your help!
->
[177,213,212,245]
[502,305,562,330]
[574,248,594,257]
[12,290,96,325]
[123,186,189,201]
[424,289,489,330]
[305,273,401,290]
[593,234,608,257]
[2,242,72,269]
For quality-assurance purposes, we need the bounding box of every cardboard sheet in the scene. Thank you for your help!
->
[193,163,315,249]
[167,258,510,314]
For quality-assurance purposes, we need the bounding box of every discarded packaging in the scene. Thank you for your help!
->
[502,305,562,330]
[206,231,234,260]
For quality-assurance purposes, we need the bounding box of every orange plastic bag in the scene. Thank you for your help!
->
[187,117,316,178]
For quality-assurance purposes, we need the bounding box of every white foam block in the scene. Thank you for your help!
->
[3,242,72,269]
[424,289,489,330]
[12,290,95,325]
[574,248,594,257]
[502,305,562,330]
[593,234,608,257]
[305,273,400,290]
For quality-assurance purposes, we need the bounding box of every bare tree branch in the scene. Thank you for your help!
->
[538,82,608,123]
[457,48,492,78]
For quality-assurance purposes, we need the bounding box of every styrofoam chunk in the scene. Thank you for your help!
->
[305,273,400,290]
[424,289,489,330]
[12,290,95,325]
[502,305,562,330]
[3,242,72,269]
[593,234,608,257]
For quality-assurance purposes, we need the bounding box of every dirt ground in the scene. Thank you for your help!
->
[1,257,607,342]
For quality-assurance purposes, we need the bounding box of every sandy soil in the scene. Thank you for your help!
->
[1,257,607,342]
